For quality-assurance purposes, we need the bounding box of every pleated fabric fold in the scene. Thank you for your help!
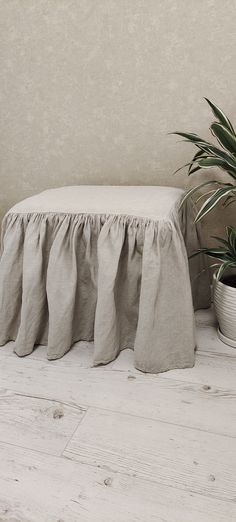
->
[0,206,210,373]
[134,220,195,372]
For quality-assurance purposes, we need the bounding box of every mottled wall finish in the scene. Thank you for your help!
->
[1,0,236,237]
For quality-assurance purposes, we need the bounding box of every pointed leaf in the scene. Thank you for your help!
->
[209,263,221,271]
[226,225,236,238]
[187,149,208,174]
[211,123,236,154]
[173,162,193,175]
[197,143,236,170]
[171,132,204,143]
[193,149,206,160]
[189,247,228,259]
[195,190,216,204]
[188,164,203,176]
[225,169,236,180]
[212,236,228,244]
[195,186,235,222]
[216,261,236,281]
[179,138,236,173]
[223,196,236,208]
[179,180,223,208]
[196,157,236,179]
[204,98,235,135]
[226,226,236,254]
[198,158,229,168]
[206,252,233,261]
[212,235,235,252]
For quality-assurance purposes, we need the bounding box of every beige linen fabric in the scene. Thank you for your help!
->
[0,186,210,373]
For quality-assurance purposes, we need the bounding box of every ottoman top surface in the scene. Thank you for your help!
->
[8,185,184,220]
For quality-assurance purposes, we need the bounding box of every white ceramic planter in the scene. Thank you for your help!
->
[213,273,236,348]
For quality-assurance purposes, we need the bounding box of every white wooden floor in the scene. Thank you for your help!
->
[0,308,236,522]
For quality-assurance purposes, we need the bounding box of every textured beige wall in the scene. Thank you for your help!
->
[1,0,236,239]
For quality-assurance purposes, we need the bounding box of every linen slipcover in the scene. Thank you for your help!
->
[0,186,210,373]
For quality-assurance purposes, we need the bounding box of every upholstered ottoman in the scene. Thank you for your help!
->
[0,186,210,373]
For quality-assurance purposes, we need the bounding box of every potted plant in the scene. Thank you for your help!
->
[173,98,236,347]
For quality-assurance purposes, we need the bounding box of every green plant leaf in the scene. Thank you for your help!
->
[212,235,229,245]
[223,194,236,208]
[188,164,203,175]
[216,261,236,281]
[226,226,236,254]
[196,157,236,179]
[209,263,221,272]
[212,235,235,254]
[198,157,229,168]
[206,252,233,261]
[195,186,235,222]
[173,162,193,175]
[225,169,236,180]
[197,143,236,170]
[171,100,236,221]
[177,137,236,176]
[187,149,208,174]
[204,98,235,135]
[195,190,216,203]
[179,180,223,208]
[192,149,206,161]
[226,225,236,239]
[211,123,236,154]
[189,248,230,262]
[189,247,227,258]
[171,132,204,142]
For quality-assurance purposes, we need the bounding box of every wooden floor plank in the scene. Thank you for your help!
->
[0,389,86,455]
[160,351,236,388]
[0,340,113,369]
[112,348,236,388]
[0,442,235,522]
[195,307,216,328]
[64,408,236,503]
[2,339,236,392]
[0,356,236,436]
[0,311,235,520]
[197,326,236,357]
[0,354,235,437]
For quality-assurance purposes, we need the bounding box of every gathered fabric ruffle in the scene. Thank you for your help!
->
[0,205,210,373]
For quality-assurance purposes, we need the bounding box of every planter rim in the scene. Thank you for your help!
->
[213,271,236,292]
[217,327,236,348]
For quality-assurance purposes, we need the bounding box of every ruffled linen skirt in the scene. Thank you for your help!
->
[0,186,210,373]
